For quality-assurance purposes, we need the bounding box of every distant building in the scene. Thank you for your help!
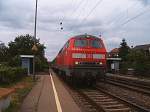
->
[107,48,121,73]
[133,44,150,56]
[107,48,119,58]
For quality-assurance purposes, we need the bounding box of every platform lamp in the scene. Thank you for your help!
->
[32,0,38,81]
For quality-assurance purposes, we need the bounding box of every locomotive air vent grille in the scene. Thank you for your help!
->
[80,62,97,65]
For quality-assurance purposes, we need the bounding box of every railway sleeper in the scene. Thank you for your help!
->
[105,107,131,112]
[99,101,119,105]
[91,96,109,99]
[93,98,113,102]
[98,99,114,102]
[102,104,125,108]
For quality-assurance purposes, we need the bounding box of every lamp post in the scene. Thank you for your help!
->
[32,0,38,80]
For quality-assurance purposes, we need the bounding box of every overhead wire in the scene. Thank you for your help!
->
[67,0,150,38]
[101,2,150,36]
[73,0,89,21]
[107,2,140,26]
[70,0,86,18]
[60,0,86,31]
[69,0,103,33]
[80,0,103,24]
[106,6,150,35]
[61,0,75,22]
[120,6,150,26]
[101,2,140,35]
[61,0,85,22]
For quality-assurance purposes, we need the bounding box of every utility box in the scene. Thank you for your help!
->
[20,55,34,75]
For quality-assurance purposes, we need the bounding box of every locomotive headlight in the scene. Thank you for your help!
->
[72,53,86,58]
[99,62,103,65]
[93,54,105,59]
[75,61,79,65]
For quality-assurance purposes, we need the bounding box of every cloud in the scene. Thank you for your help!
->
[0,0,150,60]
[0,0,34,29]
[136,0,150,6]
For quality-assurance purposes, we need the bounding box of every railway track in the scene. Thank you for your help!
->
[52,70,150,112]
[77,88,132,112]
[95,87,150,112]
[103,77,150,95]
[71,86,150,112]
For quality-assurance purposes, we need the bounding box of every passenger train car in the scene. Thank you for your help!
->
[53,34,107,85]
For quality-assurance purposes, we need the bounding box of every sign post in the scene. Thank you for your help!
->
[32,45,38,80]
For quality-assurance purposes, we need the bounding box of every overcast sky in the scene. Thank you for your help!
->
[0,0,150,61]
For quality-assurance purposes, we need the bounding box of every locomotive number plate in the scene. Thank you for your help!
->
[86,54,93,58]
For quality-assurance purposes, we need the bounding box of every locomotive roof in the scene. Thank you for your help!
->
[73,34,100,39]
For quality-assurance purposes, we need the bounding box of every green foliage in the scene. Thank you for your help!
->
[119,39,150,76]
[1,34,48,71]
[0,42,8,62]
[8,34,45,57]
[8,55,21,67]
[133,50,150,75]
[121,49,150,76]
[11,34,48,71]
[119,39,130,61]
[120,62,128,74]
[0,66,27,84]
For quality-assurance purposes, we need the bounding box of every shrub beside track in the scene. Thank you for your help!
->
[0,66,27,84]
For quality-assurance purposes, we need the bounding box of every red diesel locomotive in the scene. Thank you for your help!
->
[53,34,107,84]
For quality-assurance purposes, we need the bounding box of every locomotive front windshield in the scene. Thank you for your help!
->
[74,39,88,47]
[74,39,103,48]
[91,40,102,48]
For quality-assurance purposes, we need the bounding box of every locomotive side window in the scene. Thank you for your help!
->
[91,40,102,48]
[74,39,88,47]
[66,41,69,48]
[62,41,69,52]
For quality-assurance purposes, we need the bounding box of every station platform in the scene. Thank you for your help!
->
[20,70,81,112]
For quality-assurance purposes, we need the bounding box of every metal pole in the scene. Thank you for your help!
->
[33,0,38,80]
[34,0,38,41]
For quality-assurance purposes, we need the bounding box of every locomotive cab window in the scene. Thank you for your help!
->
[91,40,102,48]
[74,39,88,47]
[66,41,69,48]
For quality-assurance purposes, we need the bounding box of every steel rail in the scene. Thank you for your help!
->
[104,77,150,95]
[95,86,150,112]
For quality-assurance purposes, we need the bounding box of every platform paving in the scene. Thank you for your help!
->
[20,72,81,112]
[50,70,81,112]
[20,75,57,112]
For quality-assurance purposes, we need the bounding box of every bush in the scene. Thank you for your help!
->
[35,56,49,72]
[120,62,128,74]
[121,50,150,76]
[0,66,27,84]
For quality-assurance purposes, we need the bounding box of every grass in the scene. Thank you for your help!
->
[2,77,36,112]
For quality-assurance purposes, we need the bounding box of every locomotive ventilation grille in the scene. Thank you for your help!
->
[75,61,103,66]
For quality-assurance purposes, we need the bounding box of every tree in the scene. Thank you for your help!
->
[133,50,150,75]
[8,34,45,57]
[126,49,150,76]
[7,34,48,71]
[0,42,8,62]
[119,39,130,61]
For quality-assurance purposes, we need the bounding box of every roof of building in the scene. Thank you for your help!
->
[110,48,119,53]
[107,58,121,61]
[133,44,150,51]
